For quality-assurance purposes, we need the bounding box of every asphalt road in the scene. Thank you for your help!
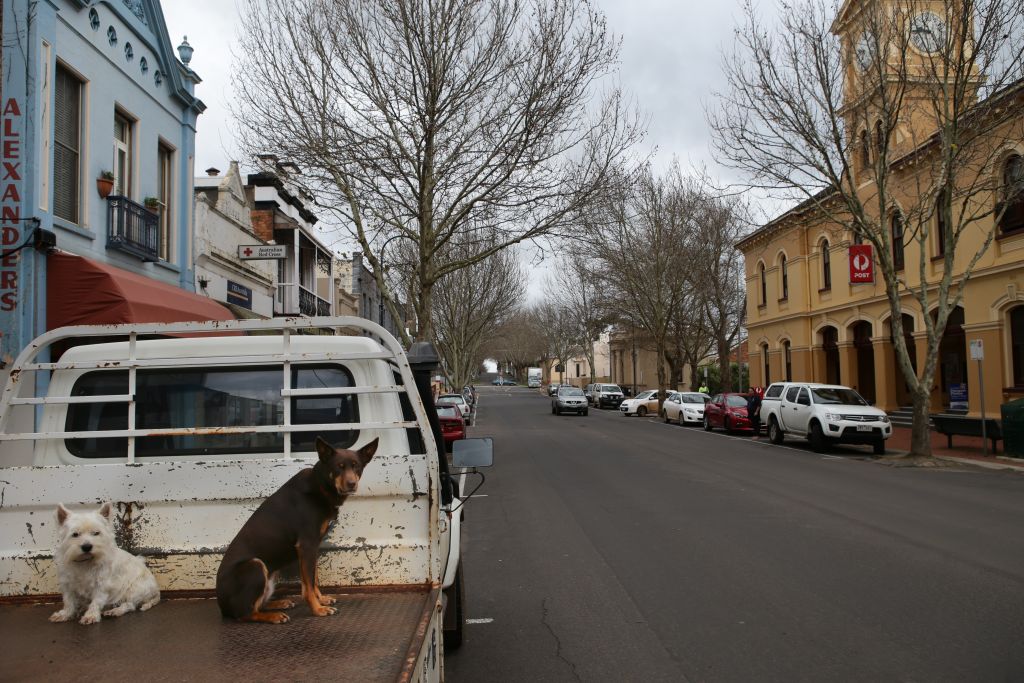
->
[444,386,1024,682]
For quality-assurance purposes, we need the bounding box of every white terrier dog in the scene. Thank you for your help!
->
[49,502,160,625]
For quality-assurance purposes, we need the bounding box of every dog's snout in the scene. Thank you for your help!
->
[81,543,93,553]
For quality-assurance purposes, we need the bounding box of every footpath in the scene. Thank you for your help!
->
[885,425,1024,473]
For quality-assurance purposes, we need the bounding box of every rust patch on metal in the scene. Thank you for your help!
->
[114,501,145,553]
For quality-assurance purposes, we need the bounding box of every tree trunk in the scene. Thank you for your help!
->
[416,279,434,343]
[656,342,667,413]
[909,389,933,457]
[717,336,732,392]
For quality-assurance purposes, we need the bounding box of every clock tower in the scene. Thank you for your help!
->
[831,0,979,170]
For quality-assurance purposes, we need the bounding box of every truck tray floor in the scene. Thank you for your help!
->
[1,588,438,682]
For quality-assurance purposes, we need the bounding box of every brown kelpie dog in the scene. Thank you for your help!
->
[216,436,378,624]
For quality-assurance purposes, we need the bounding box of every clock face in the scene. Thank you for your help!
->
[910,11,946,53]
[855,32,874,71]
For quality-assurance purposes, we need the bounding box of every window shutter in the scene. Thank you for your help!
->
[53,66,81,223]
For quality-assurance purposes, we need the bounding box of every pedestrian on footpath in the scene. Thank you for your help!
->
[698,382,709,394]
[747,389,763,439]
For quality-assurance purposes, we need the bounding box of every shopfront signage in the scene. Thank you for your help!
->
[848,244,874,284]
[238,244,287,260]
[226,280,253,309]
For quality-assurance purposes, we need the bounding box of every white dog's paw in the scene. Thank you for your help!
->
[103,604,131,618]
[79,610,102,625]
[49,609,73,623]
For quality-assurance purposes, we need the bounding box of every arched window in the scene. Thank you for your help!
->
[759,262,767,305]
[783,340,792,381]
[762,343,771,385]
[874,119,885,156]
[936,188,950,255]
[860,130,871,170]
[821,239,832,290]
[999,154,1024,234]
[780,254,789,300]
[892,211,905,270]
[1011,306,1024,387]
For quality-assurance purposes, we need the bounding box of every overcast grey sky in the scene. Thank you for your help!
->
[164,0,756,291]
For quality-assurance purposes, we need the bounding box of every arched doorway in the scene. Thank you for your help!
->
[936,307,967,410]
[820,326,840,385]
[1010,305,1024,388]
[890,313,917,406]
[851,321,875,403]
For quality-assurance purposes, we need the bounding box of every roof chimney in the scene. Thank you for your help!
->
[205,167,220,177]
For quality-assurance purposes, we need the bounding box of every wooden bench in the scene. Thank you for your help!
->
[930,414,1002,452]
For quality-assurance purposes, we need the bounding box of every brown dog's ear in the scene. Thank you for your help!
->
[315,436,335,463]
[357,437,379,467]
[98,502,113,520]
[57,504,70,526]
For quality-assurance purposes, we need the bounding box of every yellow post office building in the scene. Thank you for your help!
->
[737,2,1024,418]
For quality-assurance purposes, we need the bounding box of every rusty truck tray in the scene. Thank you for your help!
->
[1,587,439,682]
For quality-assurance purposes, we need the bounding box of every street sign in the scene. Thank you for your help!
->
[238,244,287,260]
[969,339,984,360]
[848,244,874,284]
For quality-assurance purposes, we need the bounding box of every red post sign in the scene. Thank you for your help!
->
[849,244,874,284]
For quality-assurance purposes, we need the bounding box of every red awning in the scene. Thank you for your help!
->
[47,252,236,330]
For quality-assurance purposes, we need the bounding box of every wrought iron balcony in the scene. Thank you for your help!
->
[298,286,331,317]
[107,195,159,261]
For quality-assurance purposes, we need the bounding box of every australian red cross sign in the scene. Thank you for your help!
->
[238,244,287,260]
[849,244,874,284]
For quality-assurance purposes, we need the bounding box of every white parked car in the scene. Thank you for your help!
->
[661,392,711,425]
[759,382,892,454]
[437,393,471,421]
[619,389,660,416]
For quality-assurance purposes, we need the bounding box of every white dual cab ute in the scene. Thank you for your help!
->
[0,317,491,682]
[760,382,892,455]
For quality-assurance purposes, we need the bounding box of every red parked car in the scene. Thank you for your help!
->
[437,404,466,451]
[703,393,755,433]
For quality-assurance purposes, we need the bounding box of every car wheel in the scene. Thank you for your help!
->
[808,421,828,453]
[662,409,670,423]
[678,412,685,426]
[703,415,713,431]
[768,418,785,445]
[551,405,556,415]
[583,408,589,416]
[873,439,886,455]
[724,416,733,434]
[556,407,562,416]
[637,406,647,417]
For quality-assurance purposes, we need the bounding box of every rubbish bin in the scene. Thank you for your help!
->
[1000,397,1024,458]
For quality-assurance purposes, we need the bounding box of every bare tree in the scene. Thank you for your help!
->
[587,163,697,407]
[709,0,1024,455]
[433,237,525,390]
[545,253,609,383]
[689,196,748,392]
[533,301,582,385]
[233,0,644,345]
[485,309,547,381]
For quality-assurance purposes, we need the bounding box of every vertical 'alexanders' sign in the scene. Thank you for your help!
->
[1,98,22,315]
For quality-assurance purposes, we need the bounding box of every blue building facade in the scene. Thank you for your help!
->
[1,0,205,369]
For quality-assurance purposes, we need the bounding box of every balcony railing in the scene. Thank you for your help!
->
[299,286,331,317]
[107,195,159,261]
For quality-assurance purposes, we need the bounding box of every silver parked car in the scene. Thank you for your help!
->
[552,386,589,416]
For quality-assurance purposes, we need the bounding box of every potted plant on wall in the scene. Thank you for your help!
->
[144,196,162,213]
[97,171,115,199]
